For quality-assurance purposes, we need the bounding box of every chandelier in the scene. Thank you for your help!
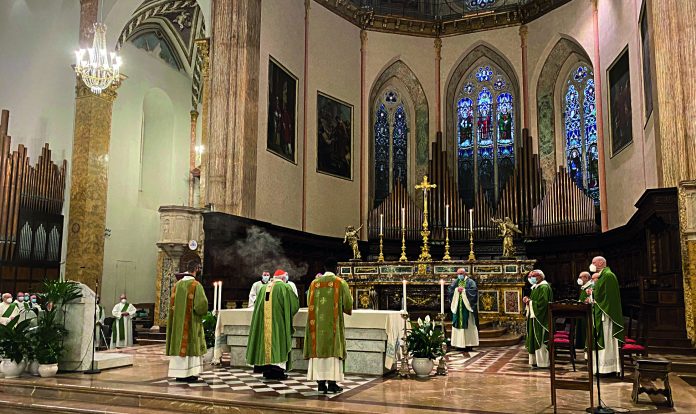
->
[74,22,122,94]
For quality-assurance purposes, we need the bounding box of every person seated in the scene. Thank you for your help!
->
[0,293,20,325]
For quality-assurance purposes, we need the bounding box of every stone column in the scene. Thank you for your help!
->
[591,0,608,231]
[188,110,199,207]
[302,0,310,231]
[519,25,529,130]
[65,81,120,290]
[195,38,210,208]
[435,37,442,133]
[360,29,368,239]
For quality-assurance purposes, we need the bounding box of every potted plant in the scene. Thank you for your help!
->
[201,311,217,363]
[33,309,67,377]
[406,315,446,378]
[0,318,31,378]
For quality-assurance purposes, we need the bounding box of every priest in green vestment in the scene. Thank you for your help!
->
[246,269,300,380]
[523,269,553,368]
[575,271,592,349]
[304,257,353,394]
[166,263,208,382]
[449,268,479,351]
[0,293,19,326]
[110,294,137,348]
[588,256,624,375]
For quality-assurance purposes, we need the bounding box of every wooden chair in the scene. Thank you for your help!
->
[620,305,648,378]
[552,317,576,371]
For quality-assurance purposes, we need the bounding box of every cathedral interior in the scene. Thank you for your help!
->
[0,0,696,413]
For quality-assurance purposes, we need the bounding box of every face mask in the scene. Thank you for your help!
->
[262,275,270,283]
[457,274,465,280]
[31,299,37,303]
[284,275,290,282]
[121,299,127,304]
[5,298,12,304]
[528,277,537,285]
[17,297,24,302]
[589,264,597,273]
[24,296,29,301]
[577,278,584,286]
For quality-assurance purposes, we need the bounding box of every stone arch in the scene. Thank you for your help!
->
[368,60,429,207]
[535,36,592,183]
[445,43,520,170]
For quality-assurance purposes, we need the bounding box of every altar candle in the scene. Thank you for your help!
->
[469,209,474,231]
[445,204,450,228]
[440,279,445,314]
[218,281,223,311]
[380,214,384,235]
[402,279,407,312]
[401,207,405,230]
[212,282,218,313]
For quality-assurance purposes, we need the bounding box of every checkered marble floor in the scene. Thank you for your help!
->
[153,367,377,398]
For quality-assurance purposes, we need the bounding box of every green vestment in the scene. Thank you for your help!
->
[593,267,624,349]
[2,303,17,318]
[525,281,553,354]
[165,277,209,357]
[575,284,591,349]
[112,302,131,342]
[246,279,300,368]
[303,272,353,360]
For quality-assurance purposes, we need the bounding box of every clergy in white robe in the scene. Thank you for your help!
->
[248,271,270,308]
[110,294,137,348]
[587,256,624,375]
[524,270,553,369]
[449,268,479,350]
[0,293,19,325]
[13,292,32,323]
[281,273,299,297]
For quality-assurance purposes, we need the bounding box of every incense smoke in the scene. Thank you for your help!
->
[232,226,309,278]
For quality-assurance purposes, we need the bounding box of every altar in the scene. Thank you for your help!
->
[339,259,535,334]
[213,308,402,376]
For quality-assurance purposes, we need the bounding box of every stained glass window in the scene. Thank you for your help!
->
[563,64,598,203]
[373,91,409,207]
[456,63,515,207]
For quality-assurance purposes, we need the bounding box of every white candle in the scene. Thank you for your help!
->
[218,281,223,311]
[401,207,405,230]
[440,279,445,314]
[469,209,474,231]
[380,214,384,235]
[402,279,407,312]
[212,282,218,313]
[445,204,449,228]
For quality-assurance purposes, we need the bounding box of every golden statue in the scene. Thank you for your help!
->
[344,225,363,260]
[491,217,521,257]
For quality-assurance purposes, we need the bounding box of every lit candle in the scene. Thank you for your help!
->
[380,214,384,236]
[218,281,223,312]
[212,282,218,313]
[402,279,407,312]
[440,279,445,314]
[445,204,450,228]
[469,209,474,232]
[401,207,405,230]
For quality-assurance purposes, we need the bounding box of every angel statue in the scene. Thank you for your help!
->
[491,217,521,258]
[344,225,363,260]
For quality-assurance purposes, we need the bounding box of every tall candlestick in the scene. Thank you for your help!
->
[440,279,445,314]
[445,204,449,228]
[380,213,383,235]
[213,282,218,313]
[401,207,405,230]
[469,208,473,231]
[402,279,407,312]
[218,281,223,311]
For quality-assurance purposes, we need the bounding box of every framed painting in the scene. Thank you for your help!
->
[266,57,297,163]
[608,49,633,156]
[640,5,653,120]
[316,92,353,180]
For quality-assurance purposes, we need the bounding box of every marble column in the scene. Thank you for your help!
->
[519,25,529,130]
[435,37,442,133]
[360,29,367,239]
[678,181,696,344]
[591,0,608,231]
[188,110,199,207]
[65,80,120,290]
[195,38,210,209]
[206,0,261,216]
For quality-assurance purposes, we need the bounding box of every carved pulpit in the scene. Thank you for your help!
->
[154,205,204,328]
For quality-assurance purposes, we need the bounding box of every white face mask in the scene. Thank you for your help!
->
[262,275,270,283]
[589,264,597,273]
[17,297,24,302]
[24,296,29,301]
[6,298,12,304]
[283,275,290,282]
[577,278,584,286]
[121,299,127,304]
[528,277,537,285]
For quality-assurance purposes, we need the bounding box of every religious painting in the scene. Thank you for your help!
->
[317,92,353,180]
[504,290,521,314]
[267,58,297,163]
[640,7,653,119]
[478,290,499,313]
[608,49,633,155]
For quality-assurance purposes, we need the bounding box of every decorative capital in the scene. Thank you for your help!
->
[190,110,199,122]
[519,25,528,47]
[360,30,368,48]
[305,0,311,13]
[195,38,210,77]
[434,37,442,59]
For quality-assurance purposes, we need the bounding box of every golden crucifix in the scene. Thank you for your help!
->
[415,175,436,261]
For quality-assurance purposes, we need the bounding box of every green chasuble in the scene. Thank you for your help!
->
[451,277,478,330]
[112,302,131,342]
[525,281,553,354]
[246,279,300,368]
[166,277,209,357]
[303,272,353,360]
[575,283,591,349]
[593,267,624,349]
[2,303,17,318]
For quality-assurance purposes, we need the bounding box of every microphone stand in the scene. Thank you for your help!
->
[84,281,101,375]
[588,301,614,414]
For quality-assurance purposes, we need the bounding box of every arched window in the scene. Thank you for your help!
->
[456,63,516,207]
[374,90,409,207]
[563,64,598,203]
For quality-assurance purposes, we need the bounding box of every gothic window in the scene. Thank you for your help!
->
[374,90,409,207]
[456,64,515,207]
[563,64,598,203]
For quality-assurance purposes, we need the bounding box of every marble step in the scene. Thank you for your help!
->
[135,338,166,346]
[479,327,507,338]
[478,333,523,347]
[0,391,172,414]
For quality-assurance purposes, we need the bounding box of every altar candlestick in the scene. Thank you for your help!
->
[218,281,223,311]
[445,204,449,228]
[213,282,218,313]
[380,214,383,235]
[469,209,473,231]
[402,279,407,312]
[401,207,405,230]
[440,279,445,314]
